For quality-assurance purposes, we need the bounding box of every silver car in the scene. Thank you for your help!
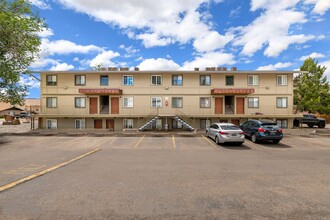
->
[206,123,245,145]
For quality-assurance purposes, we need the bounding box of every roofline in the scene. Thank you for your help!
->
[31,70,308,74]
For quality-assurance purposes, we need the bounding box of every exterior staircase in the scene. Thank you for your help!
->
[138,116,159,131]
[172,116,195,131]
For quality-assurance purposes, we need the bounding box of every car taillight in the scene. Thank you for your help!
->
[239,132,245,135]
[278,128,283,133]
[219,131,229,135]
[258,127,266,132]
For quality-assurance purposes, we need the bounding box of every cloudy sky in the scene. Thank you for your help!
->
[25,0,330,98]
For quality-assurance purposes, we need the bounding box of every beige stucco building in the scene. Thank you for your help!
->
[38,67,298,131]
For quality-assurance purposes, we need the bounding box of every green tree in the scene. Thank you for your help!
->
[294,58,330,114]
[0,0,45,105]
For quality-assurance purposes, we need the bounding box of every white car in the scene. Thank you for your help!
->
[206,123,245,145]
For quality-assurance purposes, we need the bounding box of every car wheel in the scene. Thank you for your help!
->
[318,123,325,128]
[308,124,314,128]
[272,140,280,144]
[215,136,220,145]
[251,134,257,143]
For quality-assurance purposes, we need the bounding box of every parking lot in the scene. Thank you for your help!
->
[1,133,330,219]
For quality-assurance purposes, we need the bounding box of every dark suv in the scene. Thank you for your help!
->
[240,119,283,144]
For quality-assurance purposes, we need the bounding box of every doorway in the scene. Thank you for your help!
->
[100,96,109,114]
[225,96,234,114]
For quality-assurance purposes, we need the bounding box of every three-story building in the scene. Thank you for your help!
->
[38,67,297,131]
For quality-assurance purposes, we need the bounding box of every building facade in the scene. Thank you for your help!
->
[38,68,297,131]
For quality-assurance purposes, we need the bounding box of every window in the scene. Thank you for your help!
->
[46,97,57,108]
[151,75,162,85]
[172,75,183,86]
[200,97,211,108]
[226,76,234,86]
[123,75,134,86]
[172,97,183,108]
[277,75,288,85]
[248,97,259,108]
[248,75,259,86]
[75,75,86,85]
[123,97,134,107]
[100,75,108,86]
[46,119,57,129]
[75,97,86,108]
[46,75,57,86]
[75,119,85,129]
[276,119,288,128]
[277,97,287,108]
[200,75,211,86]
[123,119,133,129]
[151,97,162,108]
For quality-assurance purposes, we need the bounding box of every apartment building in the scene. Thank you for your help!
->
[38,67,297,131]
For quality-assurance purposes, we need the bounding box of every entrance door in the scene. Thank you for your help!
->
[231,119,239,125]
[94,119,102,129]
[89,97,98,114]
[106,119,114,131]
[215,97,223,114]
[236,97,244,114]
[111,97,119,114]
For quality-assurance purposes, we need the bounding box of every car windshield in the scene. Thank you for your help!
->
[220,125,240,130]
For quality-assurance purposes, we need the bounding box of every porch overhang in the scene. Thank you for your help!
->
[78,88,122,95]
[211,88,255,95]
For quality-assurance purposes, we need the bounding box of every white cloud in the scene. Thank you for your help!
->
[138,58,180,70]
[319,59,330,81]
[257,62,293,70]
[30,57,74,71]
[50,63,74,71]
[299,52,325,61]
[233,0,315,57]
[305,0,330,15]
[193,31,234,53]
[40,39,103,56]
[56,0,231,51]
[30,58,57,69]
[38,28,54,38]
[29,0,51,10]
[118,45,139,58]
[89,50,120,68]
[19,75,40,89]
[182,52,235,70]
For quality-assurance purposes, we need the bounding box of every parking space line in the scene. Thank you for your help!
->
[201,135,218,148]
[134,135,145,148]
[172,135,176,149]
[0,149,101,193]
[94,136,117,147]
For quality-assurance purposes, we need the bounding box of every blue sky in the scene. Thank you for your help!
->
[24,0,330,98]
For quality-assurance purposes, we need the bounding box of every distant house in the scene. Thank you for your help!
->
[0,98,40,117]
[0,106,24,117]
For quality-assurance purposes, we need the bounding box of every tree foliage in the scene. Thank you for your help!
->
[294,58,330,114]
[0,0,45,105]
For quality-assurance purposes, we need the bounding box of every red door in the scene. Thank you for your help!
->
[89,97,98,114]
[215,97,223,114]
[236,97,244,114]
[111,97,119,114]
[94,119,102,129]
[106,119,114,131]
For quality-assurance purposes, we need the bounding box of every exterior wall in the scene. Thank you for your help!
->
[39,70,295,130]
